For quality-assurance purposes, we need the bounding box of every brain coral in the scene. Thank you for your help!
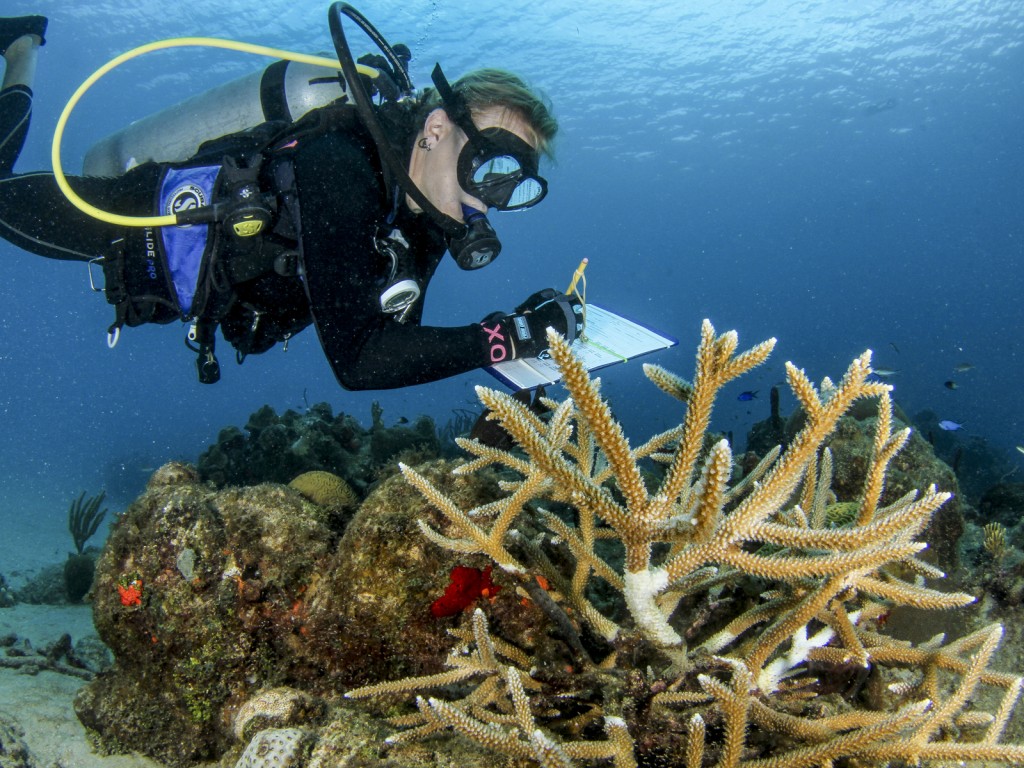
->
[234,727,312,768]
[288,471,358,511]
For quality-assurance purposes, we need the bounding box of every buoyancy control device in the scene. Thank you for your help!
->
[51,5,407,230]
[54,5,417,383]
[52,4,496,382]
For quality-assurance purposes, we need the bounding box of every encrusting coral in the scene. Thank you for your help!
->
[347,320,1024,767]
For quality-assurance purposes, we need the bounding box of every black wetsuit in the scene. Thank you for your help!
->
[0,83,494,390]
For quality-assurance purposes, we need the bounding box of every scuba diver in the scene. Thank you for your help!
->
[0,10,582,389]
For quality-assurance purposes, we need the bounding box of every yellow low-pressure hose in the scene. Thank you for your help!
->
[51,37,376,228]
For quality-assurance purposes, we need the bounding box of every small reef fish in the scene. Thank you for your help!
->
[953,363,975,373]
[737,391,758,401]
[872,369,899,378]
[944,380,958,390]
[863,97,897,116]
[1017,446,1024,456]
[938,420,965,431]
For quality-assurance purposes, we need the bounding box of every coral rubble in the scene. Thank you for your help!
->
[0,710,38,768]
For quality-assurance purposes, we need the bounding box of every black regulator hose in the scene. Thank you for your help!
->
[337,3,413,94]
[328,2,466,239]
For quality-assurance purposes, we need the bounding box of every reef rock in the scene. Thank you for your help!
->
[76,463,339,766]
[78,452,526,767]
[300,459,530,690]
[82,432,567,768]
[146,460,200,490]
[978,483,1024,530]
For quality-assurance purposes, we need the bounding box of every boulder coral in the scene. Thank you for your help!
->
[76,457,515,766]
[287,471,358,512]
[77,467,338,765]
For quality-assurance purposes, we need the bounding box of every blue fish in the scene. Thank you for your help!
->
[938,420,965,431]
[737,391,758,401]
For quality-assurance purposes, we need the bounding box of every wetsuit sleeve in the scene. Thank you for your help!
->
[294,131,494,391]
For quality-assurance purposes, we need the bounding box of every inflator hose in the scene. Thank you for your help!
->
[51,37,378,228]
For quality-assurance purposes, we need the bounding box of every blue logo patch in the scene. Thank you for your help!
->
[159,165,220,314]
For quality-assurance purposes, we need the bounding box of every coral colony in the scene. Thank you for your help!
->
[77,320,1024,767]
[347,321,1024,767]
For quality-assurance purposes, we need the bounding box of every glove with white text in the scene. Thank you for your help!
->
[480,289,583,364]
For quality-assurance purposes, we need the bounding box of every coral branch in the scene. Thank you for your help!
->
[354,320,1024,768]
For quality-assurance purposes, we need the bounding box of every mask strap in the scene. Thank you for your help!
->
[431,63,485,144]
[329,5,465,239]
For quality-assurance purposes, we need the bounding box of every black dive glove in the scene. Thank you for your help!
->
[480,289,584,363]
[357,53,400,102]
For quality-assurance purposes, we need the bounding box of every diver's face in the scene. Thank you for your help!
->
[408,106,537,222]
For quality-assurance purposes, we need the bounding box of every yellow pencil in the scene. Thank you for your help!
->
[567,257,588,295]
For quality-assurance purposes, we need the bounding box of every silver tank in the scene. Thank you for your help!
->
[83,60,347,177]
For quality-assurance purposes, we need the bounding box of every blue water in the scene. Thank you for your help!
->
[1,1,1021,556]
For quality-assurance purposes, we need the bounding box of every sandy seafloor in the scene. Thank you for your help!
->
[0,604,167,768]
[0,512,189,768]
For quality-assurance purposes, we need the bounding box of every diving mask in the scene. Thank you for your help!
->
[431,64,548,211]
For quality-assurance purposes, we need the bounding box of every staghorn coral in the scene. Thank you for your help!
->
[348,608,636,767]
[349,320,1024,767]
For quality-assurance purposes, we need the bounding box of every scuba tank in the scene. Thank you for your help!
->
[83,60,349,177]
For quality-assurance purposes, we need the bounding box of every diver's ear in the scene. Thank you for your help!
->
[422,107,455,146]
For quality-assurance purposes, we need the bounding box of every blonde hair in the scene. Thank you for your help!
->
[418,68,558,160]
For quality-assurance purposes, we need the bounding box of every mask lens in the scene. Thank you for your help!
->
[467,155,546,210]
[472,155,522,184]
[458,128,548,210]
[506,177,545,209]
